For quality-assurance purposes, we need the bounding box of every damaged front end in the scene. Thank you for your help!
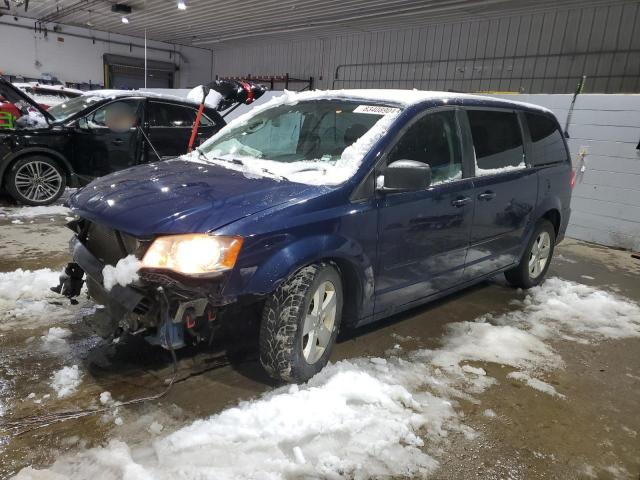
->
[54,218,237,350]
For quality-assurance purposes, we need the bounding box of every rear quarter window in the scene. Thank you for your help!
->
[525,112,568,166]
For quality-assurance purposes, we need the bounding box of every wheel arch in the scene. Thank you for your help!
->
[1,148,76,188]
[541,208,561,238]
[242,234,374,325]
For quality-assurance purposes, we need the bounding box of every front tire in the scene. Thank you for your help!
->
[259,263,343,383]
[505,219,555,288]
[6,155,66,206]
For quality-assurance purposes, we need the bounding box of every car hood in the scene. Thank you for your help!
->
[0,78,53,121]
[68,160,326,236]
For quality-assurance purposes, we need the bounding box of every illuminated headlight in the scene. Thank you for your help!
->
[141,234,243,275]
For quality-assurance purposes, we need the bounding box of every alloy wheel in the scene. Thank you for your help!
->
[302,280,337,364]
[14,161,63,203]
[529,231,551,279]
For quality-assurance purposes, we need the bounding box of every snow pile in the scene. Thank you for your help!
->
[0,205,71,218]
[50,365,82,398]
[41,327,72,354]
[506,371,565,398]
[14,278,640,479]
[505,277,640,341]
[18,358,454,479]
[102,255,140,291]
[417,278,640,397]
[99,391,113,405]
[0,268,88,331]
[0,268,59,317]
[186,85,223,108]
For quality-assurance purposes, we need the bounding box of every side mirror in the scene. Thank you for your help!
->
[379,160,431,192]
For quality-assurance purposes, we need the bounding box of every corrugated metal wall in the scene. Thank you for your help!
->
[212,1,640,94]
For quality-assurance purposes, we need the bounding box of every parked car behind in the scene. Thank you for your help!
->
[13,82,84,109]
[57,89,573,383]
[0,78,227,205]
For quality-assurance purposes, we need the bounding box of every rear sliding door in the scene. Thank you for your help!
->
[461,108,538,280]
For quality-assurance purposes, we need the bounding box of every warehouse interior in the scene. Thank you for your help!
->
[0,0,639,478]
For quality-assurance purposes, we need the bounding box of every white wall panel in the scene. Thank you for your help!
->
[490,93,640,250]
[0,16,213,88]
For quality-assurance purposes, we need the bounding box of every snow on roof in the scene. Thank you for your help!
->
[284,88,554,114]
[83,89,214,108]
[13,82,84,95]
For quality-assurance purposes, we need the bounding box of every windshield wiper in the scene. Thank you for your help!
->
[258,167,287,181]
[201,154,286,181]
[287,165,328,174]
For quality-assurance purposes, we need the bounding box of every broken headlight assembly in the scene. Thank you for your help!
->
[141,234,243,276]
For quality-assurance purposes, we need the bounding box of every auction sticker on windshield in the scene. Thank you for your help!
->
[353,105,401,115]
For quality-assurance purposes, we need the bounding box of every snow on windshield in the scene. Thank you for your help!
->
[184,90,403,186]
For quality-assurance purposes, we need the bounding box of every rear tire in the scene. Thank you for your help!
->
[259,263,343,383]
[6,155,66,206]
[505,219,555,289]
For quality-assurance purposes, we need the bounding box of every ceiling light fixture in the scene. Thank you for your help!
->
[177,0,186,10]
[121,16,129,23]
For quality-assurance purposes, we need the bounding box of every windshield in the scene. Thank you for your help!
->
[197,99,401,185]
[47,95,103,122]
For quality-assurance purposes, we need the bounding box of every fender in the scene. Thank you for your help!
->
[242,233,375,323]
[519,194,564,258]
[0,147,78,187]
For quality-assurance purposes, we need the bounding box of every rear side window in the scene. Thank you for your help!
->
[525,113,567,165]
[467,110,524,174]
[148,101,196,127]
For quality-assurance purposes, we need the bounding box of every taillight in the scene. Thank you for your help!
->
[570,170,576,189]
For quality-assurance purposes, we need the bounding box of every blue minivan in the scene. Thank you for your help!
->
[58,90,572,383]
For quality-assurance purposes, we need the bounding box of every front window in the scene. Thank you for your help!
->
[386,110,462,185]
[196,100,401,185]
[47,95,103,122]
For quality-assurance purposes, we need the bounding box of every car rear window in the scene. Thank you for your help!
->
[467,109,525,174]
[525,112,568,165]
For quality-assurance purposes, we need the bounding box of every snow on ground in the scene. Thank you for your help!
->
[102,255,140,291]
[13,277,640,480]
[0,205,71,219]
[0,268,88,331]
[50,365,82,398]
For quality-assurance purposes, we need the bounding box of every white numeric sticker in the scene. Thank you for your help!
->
[353,105,401,115]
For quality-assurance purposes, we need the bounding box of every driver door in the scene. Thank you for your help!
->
[374,109,475,316]
[71,98,144,180]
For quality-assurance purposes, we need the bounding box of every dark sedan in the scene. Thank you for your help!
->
[0,79,261,205]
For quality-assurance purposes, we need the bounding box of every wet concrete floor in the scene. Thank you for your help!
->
[0,199,638,479]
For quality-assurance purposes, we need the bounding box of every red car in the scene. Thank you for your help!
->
[0,95,21,126]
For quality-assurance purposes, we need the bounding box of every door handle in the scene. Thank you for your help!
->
[112,139,124,146]
[478,191,496,201]
[451,196,471,207]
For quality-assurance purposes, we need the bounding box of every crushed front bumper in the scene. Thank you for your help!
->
[70,235,146,319]
[62,235,226,349]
